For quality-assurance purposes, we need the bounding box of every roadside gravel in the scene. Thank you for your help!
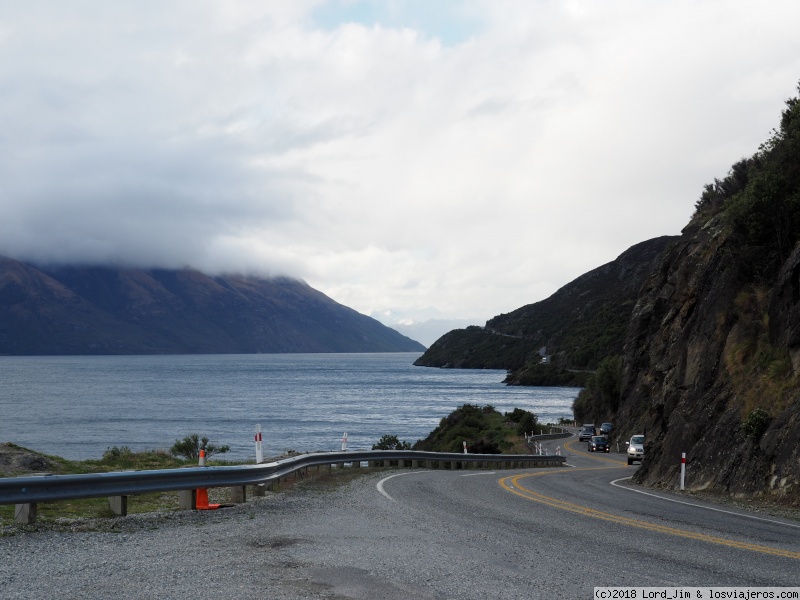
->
[1,471,447,600]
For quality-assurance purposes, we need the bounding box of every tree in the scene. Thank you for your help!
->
[170,433,230,460]
[372,434,412,450]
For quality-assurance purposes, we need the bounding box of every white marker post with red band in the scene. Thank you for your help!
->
[341,432,348,451]
[680,452,686,490]
[255,424,264,464]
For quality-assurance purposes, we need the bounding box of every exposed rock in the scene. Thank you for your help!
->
[0,442,59,477]
[615,220,800,504]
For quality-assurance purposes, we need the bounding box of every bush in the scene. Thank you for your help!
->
[742,408,771,442]
[372,435,412,450]
[170,434,230,460]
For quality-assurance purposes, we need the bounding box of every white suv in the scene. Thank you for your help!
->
[626,435,645,465]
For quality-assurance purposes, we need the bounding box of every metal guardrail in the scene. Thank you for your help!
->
[0,450,566,506]
[528,431,572,442]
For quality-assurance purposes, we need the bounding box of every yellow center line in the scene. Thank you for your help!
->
[499,470,800,560]
[563,437,627,465]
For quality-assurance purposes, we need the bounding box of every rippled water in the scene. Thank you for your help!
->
[0,353,579,461]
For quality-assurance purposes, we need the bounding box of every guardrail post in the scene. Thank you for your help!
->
[15,503,37,524]
[252,484,266,497]
[230,486,246,504]
[108,495,128,516]
[178,489,196,510]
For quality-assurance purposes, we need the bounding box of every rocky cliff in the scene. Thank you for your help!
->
[614,87,800,502]
[0,258,425,354]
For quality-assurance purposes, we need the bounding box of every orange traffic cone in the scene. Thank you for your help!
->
[195,488,220,510]
[195,450,220,509]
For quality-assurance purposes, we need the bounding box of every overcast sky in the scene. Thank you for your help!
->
[1,1,799,342]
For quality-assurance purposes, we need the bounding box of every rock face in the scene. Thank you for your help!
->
[612,86,800,502]
[616,205,800,502]
[0,257,425,355]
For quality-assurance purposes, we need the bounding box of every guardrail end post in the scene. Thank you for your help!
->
[108,495,128,516]
[178,489,196,510]
[15,503,37,524]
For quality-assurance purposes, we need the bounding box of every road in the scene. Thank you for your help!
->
[3,434,799,599]
[251,433,799,598]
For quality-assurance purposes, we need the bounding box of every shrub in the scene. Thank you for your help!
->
[742,408,771,442]
[170,434,230,460]
[372,435,412,450]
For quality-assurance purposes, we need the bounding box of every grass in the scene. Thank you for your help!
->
[0,445,259,528]
[0,446,400,530]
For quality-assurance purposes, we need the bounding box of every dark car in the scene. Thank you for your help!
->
[599,422,613,435]
[588,435,610,453]
[578,424,596,441]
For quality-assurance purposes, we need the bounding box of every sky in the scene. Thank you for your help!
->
[1,1,800,346]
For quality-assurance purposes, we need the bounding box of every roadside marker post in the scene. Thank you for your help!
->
[463,441,468,454]
[680,452,686,490]
[341,432,348,451]
[255,424,264,464]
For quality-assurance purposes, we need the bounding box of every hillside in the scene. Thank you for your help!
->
[0,258,425,355]
[413,235,674,384]
[610,84,800,501]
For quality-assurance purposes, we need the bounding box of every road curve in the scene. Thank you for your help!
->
[3,437,798,599]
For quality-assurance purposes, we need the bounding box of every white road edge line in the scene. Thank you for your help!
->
[377,471,430,502]
[376,469,499,501]
[610,476,800,529]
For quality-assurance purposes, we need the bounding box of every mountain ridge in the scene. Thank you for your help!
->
[413,235,675,383]
[0,257,425,355]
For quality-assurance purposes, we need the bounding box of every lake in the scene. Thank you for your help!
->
[0,353,579,461]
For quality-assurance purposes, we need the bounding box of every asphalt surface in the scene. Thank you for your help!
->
[3,434,799,599]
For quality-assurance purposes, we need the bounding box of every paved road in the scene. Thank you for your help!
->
[366,436,799,597]
[4,436,799,599]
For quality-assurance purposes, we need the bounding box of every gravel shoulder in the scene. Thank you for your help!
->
[3,446,799,599]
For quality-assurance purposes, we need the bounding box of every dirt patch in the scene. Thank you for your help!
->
[0,442,59,477]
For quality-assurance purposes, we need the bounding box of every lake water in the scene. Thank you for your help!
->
[0,353,579,461]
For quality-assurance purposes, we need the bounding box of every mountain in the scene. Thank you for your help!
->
[0,258,425,355]
[415,84,800,501]
[387,318,477,349]
[413,235,675,384]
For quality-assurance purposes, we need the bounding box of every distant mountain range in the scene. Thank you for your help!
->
[0,257,425,355]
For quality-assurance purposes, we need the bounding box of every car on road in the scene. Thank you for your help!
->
[599,422,613,435]
[578,424,596,441]
[626,434,645,465]
[588,436,609,453]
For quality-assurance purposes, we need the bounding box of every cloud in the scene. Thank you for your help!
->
[1,0,799,334]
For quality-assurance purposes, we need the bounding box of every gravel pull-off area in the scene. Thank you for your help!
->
[1,473,452,600]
